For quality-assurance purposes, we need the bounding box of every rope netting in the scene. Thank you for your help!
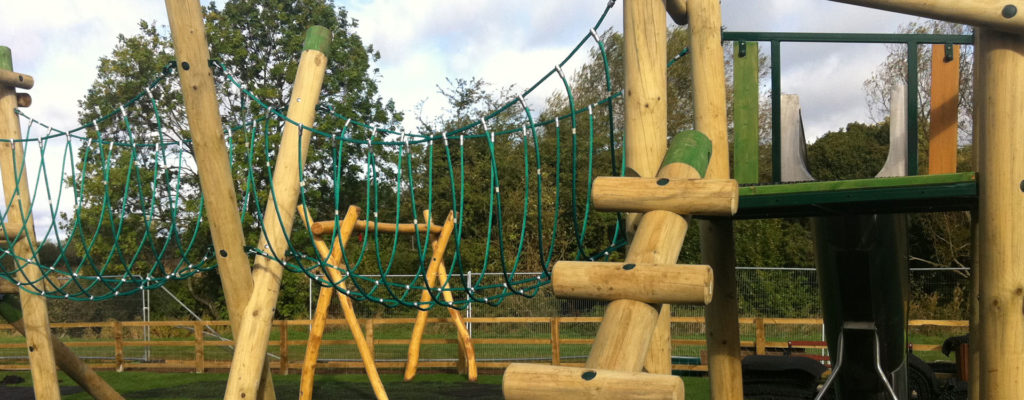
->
[0,1,689,309]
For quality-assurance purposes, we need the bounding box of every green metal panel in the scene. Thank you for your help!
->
[771,41,781,183]
[907,41,919,175]
[733,41,760,184]
[734,172,977,218]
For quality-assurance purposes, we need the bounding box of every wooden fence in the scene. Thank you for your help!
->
[0,316,967,373]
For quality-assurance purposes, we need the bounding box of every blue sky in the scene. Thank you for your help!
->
[0,0,935,140]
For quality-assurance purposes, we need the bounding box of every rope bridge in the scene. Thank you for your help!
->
[0,1,688,309]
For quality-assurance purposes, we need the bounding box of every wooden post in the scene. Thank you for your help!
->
[301,286,333,399]
[754,317,766,355]
[113,321,125,372]
[223,26,331,400]
[929,43,959,175]
[279,322,289,374]
[689,0,744,398]
[366,319,375,360]
[0,296,124,399]
[163,1,276,398]
[551,317,561,365]
[0,45,59,400]
[194,320,205,373]
[974,27,1024,400]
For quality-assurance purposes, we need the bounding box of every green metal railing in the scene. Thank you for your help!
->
[721,32,974,183]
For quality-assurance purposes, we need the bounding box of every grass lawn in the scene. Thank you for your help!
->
[0,370,711,399]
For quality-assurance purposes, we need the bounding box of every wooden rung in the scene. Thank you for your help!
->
[552,261,713,304]
[0,279,17,294]
[1,222,27,241]
[503,363,684,400]
[310,218,444,235]
[591,176,738,216]
[16,93,30,108]
[0,69,34,90]
[666,0,687,25]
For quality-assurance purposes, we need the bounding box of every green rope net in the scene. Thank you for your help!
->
[0,1,689,309]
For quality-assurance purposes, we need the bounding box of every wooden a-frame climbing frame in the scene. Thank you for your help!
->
[297,205,388,400]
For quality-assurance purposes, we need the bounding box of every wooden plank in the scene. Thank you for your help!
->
[754,317,766,355]
[551,318,560,365]
[0,45,59,400]
[194,321,204,373]
[929,43,959,175]
[733,41,760,184]
[223,26,332,400]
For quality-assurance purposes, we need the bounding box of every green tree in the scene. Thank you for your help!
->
[65,0,400,319]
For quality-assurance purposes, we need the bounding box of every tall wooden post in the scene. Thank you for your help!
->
[621,0,672,374]
[974,27,1024,400]
[163,1,276,398]
[689,0,744,398]
[224,26,331,400]
[0,46,60,400]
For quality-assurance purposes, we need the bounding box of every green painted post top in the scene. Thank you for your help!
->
[0,294,22,323]
[663,130,712,178]
[0,46,12,71]
[303,26,332,57]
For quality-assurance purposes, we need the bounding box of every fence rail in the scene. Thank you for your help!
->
[0,316,967,373]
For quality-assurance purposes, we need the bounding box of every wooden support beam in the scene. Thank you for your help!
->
[830,0,1024,36]
[591,176,738,216]
[224,26,331,400]
[503,363,685,400]
[929,43,959,175]
[552,261,713,304]
[163,2,277,398]
[421,210,477,382]
[665,0,688,25]
[974,27,1024,400]
[0,45,59,400]
[0,69,33,90]
[16,93,29,108]
[688,0,744,398]
[310,219,443,236]
[298,205,387,400]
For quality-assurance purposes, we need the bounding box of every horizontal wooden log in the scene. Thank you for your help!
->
[552,261,713,304]
[0,69,33,90]
[310,219,444,235]
[16,93,30,108]
[591,176,738,216]
[503,363,684,400]
[0,279,15,293]
[829,0,1024,36]
[665,0,687,25]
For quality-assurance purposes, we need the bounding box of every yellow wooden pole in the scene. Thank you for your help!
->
[223,26,332,400]
[0,45,59,400]
[974,27,1024,400]
[688,0,744,398]
[162,1,277,398]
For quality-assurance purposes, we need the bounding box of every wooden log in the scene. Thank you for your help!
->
[405,211,458,381]
[0,45,59,400]
[311,219,444,235]
[503,363,685,400]
[551,317,561,365]
[929,43,959,175]
[829,0,1024,36]
[162,2,277,398]
[591,176,737,216]
[552,261,712,304]
[0,68,33,90]
[223,26,331,400]
[300,286,333,400]
[0,296,124,399]
[665,0,688,25]
[16,93,29,108]
[974,27,1024,400]
[689,0,744,397]
[622,0,668,235]
[421,210,477,382]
